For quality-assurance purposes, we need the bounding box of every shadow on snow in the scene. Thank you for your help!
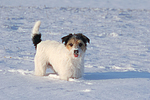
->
[83,71,150,80]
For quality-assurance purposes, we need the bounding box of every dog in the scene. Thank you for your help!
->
[31,21,90,81]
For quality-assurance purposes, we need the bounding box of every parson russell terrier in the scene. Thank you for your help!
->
[31,21,90,81]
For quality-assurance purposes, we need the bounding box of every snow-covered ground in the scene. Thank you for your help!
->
[0,0,150,100]
[1,0,150,9]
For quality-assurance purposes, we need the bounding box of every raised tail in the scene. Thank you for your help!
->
[31,21,42,49]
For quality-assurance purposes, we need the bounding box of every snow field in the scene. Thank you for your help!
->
[0,6,150,100]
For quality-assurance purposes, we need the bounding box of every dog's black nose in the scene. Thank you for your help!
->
[74,50,79,54]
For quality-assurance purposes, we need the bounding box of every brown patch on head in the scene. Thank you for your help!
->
[66,37,86,51]
[62,33,90,52]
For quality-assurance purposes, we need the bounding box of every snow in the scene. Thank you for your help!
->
[1,0,150,9]
[0,0,150,100]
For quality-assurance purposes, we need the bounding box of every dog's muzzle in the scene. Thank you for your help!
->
[74,50,79,57]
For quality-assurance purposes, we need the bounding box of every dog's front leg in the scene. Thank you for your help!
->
[59,69,70,81]
[60,75,69,81]
[58,60,72,81]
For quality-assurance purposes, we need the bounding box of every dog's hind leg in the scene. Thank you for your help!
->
[34,56,47,76]
[34,65,47,76]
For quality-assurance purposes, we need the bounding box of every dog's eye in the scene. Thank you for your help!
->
[69,43,73,47]
[79,43,83,47]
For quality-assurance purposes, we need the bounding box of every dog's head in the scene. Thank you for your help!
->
[62,33,90,58]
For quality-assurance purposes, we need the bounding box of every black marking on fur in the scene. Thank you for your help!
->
[61,33,90,46]
[32,33,42,49]
[61,34,73,45]
[74,33,90,45]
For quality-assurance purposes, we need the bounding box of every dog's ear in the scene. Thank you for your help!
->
[61,34,73,45]
[81,34,90,44]
[77,33,90,44]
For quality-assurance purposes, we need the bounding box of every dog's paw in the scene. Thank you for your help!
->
[60,76,69,81]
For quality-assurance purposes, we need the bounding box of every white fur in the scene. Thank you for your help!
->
[31,20,41,37]
[32,21,85,81]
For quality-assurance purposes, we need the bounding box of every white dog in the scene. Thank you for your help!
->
[31,21,90,81]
